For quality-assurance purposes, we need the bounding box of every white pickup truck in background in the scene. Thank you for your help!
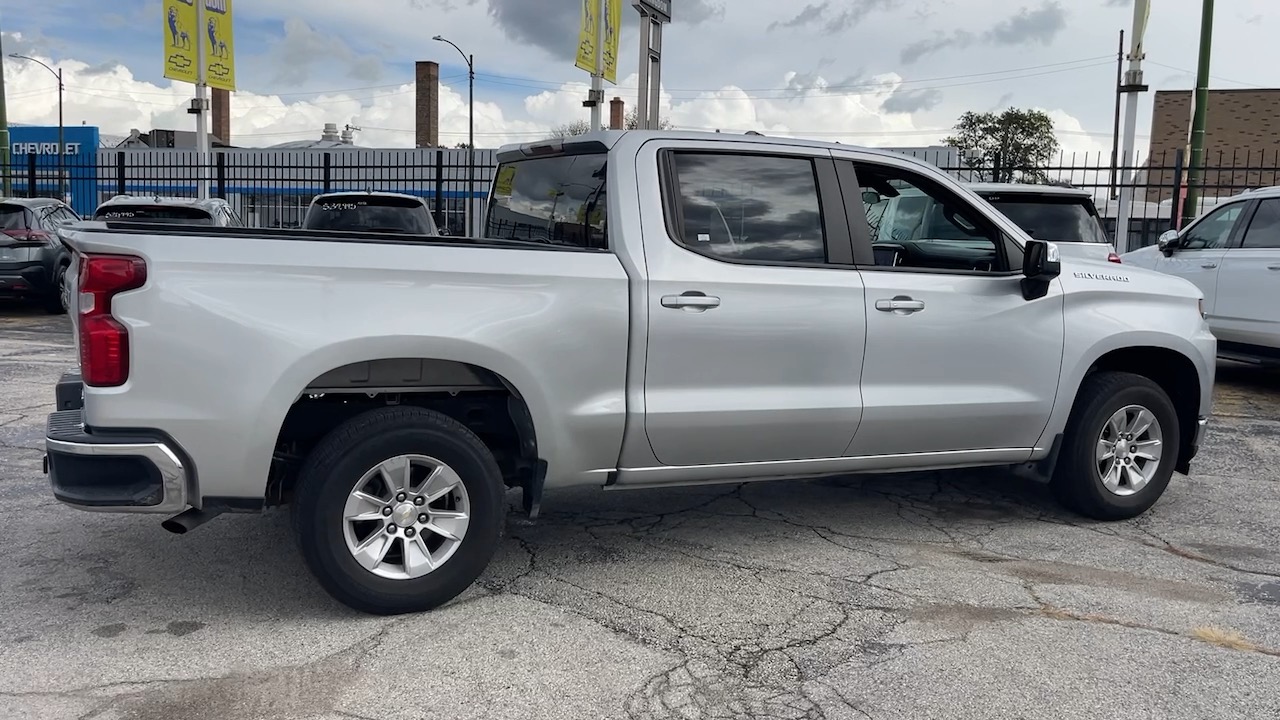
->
[47,130,1215,615]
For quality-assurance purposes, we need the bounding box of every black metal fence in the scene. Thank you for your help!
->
[4,146,1279,248]
[932,148,1280,249]
[0,147,495,236]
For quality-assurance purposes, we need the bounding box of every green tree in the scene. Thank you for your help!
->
[943,107,1059,184]
[551,108,674,137]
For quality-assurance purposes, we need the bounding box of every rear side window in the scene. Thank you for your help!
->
[666,152,826,264]
[303,195,435,234]
[983,195,1109,244]
[485,154,608,249]
[0,205,31,231]
[94,205,215,224]
[1241,198,1280,249]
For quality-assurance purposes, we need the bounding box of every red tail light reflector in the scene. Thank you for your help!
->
[78,255,147,387]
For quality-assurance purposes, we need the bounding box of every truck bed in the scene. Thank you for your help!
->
[56,221,632,502]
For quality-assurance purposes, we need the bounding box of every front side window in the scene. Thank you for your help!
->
[855,162,1007,273]
[1181,204,1244,250]
[668,152,826,264]
[1241,199,1280,249]
[484,154,608,249]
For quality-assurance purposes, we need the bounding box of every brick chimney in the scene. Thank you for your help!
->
[415,61,440,148]
[609,97,625,130]
[211,87,231,145]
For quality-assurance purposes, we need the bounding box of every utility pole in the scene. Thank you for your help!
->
[1182,0,1215,229]
[1113,0,1151,253]
[0,25,10,197]
[193,0,210,199]
[1109,30,1124,200]
[589,0,606,130]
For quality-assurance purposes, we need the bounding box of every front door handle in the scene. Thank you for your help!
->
[1267,265,1280,271]
[1201,262,1218,269]
[661,292,721,310]
[875,297,926,314]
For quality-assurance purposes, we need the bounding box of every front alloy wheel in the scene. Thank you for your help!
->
[1096,405,1164,496]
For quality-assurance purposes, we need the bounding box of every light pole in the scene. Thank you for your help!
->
[10,54,64,202]
[433,35,475,236]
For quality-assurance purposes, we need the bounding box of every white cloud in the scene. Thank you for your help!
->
[3,31,1101,156]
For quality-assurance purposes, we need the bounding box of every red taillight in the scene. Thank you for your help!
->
[1,229,54,244]
[78,254,147,387]
[1107,252,1122,264]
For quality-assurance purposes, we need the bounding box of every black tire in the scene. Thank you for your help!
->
[292,406,506,615]
[1051,371,1180,521]
[42,264,69,315]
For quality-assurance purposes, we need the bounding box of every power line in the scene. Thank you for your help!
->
[1147,61,1261,88]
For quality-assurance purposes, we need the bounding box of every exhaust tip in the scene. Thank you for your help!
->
[162,507,223,534]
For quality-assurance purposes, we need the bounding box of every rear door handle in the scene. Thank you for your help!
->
[1268,265,1280,271]
[1201,262,1218,269]
[875,297,926,313]
[661,292,721,310]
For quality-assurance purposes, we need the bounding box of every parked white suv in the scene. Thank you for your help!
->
[1122,187,1280,365]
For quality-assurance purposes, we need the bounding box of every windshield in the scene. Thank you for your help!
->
[302,195,436,234]
[484,153,608,249]
[94,205,215,224]
[983,195,1109,243]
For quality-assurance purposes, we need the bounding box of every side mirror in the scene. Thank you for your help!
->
[1021,239,1061,301]
[1157,229,1179,255]
[861,190,882,206]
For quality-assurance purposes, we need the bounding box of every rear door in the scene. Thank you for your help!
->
[1213,197,1280,353]
[640,143,867,466]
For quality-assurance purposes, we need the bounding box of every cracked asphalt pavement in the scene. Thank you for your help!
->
[2,305,1279,720]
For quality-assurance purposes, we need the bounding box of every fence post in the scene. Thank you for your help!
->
[434,149,445,230]
[322,153,332,194]
[116,152,126,197]
[215,153,227,199]
[26,153,37,198]
[1170,149,1185,231]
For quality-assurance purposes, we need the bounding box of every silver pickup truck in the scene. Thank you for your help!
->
[46,130,1215,615]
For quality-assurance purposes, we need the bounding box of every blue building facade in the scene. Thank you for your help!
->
[9,125,101,215]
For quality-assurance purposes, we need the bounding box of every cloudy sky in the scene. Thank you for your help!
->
[0,0,1274,154]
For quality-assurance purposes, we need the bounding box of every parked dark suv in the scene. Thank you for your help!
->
[0,197,80,313]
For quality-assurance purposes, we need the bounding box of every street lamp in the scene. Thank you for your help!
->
[10,54,64,202]
[432,35,475,236]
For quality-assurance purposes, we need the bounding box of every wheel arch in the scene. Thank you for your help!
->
[250,338,549,504]
[1071,344,1203,474]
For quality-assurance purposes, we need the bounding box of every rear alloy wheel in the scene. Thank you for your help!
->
[1051,371,1180,520]
[293,407,505,615]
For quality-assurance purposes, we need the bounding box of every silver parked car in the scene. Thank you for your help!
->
[1122,187,1280,365]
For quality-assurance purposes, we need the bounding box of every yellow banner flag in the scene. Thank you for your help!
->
[203,0,236,91]
[162,0,199,85]
[163,0,236,91]
[574,0,621,84]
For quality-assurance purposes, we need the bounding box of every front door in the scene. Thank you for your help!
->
[1214,197,1280,351]
[841,156,1065,457]
[642,148,867,467]
[1155,202,1247,318]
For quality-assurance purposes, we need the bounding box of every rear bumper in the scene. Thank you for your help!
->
[0,263,53,296]
[44,374,191,514]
